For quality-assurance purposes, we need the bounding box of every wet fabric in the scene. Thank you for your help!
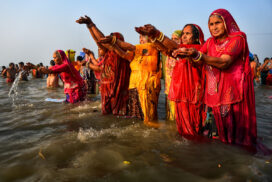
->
[132,43,161,122]
[127,88,143,119]
[201,9,256,147]
[165,96,176,121]
[168,24,205,137]
[99,33,130,115]
[50,50,86,103]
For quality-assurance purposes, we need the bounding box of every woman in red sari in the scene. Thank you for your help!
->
[29,50,86,103]
[136,24,205,137]
[174,9,257,147]
[76,16,130,116]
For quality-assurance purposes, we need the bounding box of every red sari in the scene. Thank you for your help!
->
[168,24,205,137]
[100,33,130,115]
[200,9,257,147]
[50,50,86,103]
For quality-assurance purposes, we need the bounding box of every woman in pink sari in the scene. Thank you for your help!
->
[33,50,86,103]
[174,9,257,147]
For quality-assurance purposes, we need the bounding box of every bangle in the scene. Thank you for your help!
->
[157,32,165,42]
[192,51,203,62]
[111,36,117,45]
[151,32,165,43]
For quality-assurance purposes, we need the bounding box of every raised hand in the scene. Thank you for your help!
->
[135,24,160,38]
[82,48,94,56]
[76,15,93,25]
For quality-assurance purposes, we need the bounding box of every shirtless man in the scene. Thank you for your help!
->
[5,63,17,83]
[46,60,60,88]
[18,62,29,81]
[1,66,7,78]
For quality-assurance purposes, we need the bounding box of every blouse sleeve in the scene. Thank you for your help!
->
[222,36,244,60]
[199,38,210,54]
[49,63,69,74]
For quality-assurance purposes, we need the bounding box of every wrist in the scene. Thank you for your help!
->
[86,23,95,28]
[192,51,203,63]
[151,31,165,43]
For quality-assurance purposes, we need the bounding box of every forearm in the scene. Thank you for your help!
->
[89,55,99,65]
[85,25,106,51]
[41,68,53,74]
[154,35,179,52]
[202,54,233,70]
[112,44,134,61]
[88,62,101,71]
[116,39,135,51]
[153,41,170,55]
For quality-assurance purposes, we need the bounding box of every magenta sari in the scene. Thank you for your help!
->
[50,50,86,103]
[200,9,256,147]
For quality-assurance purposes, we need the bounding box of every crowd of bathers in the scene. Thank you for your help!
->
[1,8,272,153]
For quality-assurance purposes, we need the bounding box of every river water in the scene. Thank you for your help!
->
[0,77,271,182]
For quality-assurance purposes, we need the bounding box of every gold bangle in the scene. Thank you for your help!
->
[111,36,117,45]
[157,33,165,42]
[151,37,157,43]
[192,52,202,62]
[157,32,163,40]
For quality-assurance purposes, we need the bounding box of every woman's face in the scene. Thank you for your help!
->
[181,25,194,45]
[172,34,181,44]
[139,34,148,44]
[98,48,105,57]
[209,15,227,40]
[53,51,62,65]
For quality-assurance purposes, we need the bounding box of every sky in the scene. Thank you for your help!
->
[0,0,272,66]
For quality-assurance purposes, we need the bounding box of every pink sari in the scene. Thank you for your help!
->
[50,50,86,103]
[200,9,256,147]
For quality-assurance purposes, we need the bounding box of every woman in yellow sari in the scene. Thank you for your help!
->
[100,32,161,127]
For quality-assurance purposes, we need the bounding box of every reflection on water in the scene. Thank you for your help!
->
[0,78,271,182]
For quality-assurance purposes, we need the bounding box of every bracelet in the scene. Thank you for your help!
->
[192,51,203,62]
[151,32,165,43]
[111,36,117,45]
[157,32,165,42]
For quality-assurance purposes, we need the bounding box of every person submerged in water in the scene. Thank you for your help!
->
[27,50,86,103]
[18,62,29,81]
[47,60,60,88]
[5,63,17,83]
[1,66,7,78]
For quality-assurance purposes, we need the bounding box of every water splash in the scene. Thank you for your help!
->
[8,71,23,101]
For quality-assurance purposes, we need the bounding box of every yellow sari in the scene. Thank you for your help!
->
[130,43,161,123]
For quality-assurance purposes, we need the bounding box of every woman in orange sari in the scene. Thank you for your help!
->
[174,9,257,148]
[99,32,161,126]
[136,24,205,137]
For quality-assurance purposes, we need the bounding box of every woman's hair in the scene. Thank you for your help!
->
[264,57,270,63]
[182,24,200,44]
[77,56,83,61]
[253,54,259,63]
[50,60,55,66]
